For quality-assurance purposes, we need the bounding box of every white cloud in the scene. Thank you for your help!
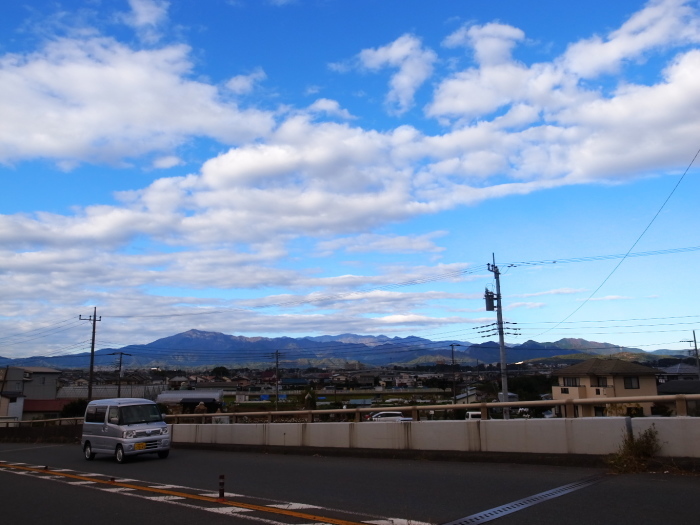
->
[585,296,634,301]
[152,155,184,169]
[306,98,355,120]
[513,288,586,298]
[443,22,525,66]
[315,232,447,256]
[356,34,437,115]
[122,0,170,43]
[562,0,700,77]
[0,37,274,166]
[3,0,700,353]
[375,314,468,326]
[225,67,267,95]
[505,302,546,310]
[427,0,700,129]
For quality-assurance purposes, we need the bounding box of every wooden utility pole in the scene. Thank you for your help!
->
[683,331,700,380]
[487,255,510,420]
[79,307,101,402]
[275,350,280,411]
[450,343,461,405]
[107,351,132,398]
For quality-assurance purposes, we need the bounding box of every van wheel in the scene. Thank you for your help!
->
[115,445,127,464]
[157,450,169,459]
[83,443,95,461]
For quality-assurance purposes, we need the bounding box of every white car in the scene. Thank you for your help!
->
[370,411,409,421]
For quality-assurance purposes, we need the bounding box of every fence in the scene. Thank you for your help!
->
[162,393,700,424]
[2,393,698,429]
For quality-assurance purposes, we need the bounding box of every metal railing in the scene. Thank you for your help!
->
[3,394,699,427]
[163,393,700,424]
[0,416,84,428]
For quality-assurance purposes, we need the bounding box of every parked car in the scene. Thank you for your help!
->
[370,411,406,421]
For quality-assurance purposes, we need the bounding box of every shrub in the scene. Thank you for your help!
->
[60,399,88,418]
[608,424,661,472]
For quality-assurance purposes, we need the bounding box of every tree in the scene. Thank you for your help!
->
[60,399,88,418]
[303,388,317,410]
[211,366,229,378]
[508,375,556,401]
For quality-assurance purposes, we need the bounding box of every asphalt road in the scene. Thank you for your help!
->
[1,443,698,524]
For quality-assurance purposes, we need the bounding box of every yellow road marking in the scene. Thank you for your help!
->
[0,463,364,525]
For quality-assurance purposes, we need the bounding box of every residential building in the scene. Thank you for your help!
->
[0,367,25,421]
[552,359,659,417]
[0,366,62,421]
[657,363,700,382]
[657,380,700,416]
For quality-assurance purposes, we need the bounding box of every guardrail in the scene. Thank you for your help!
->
[2,394,698,427]
[164,393,700,424]
[0,417,84,428]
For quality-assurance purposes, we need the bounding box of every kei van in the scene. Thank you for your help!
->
[81,398,170,463]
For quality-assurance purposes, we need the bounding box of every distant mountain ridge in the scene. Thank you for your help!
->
[0,329,687,370]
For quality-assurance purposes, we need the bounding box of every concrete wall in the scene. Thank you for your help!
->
[172,417,700,457]
[632,417,700,458]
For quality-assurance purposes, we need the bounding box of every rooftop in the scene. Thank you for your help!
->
[556,358,658,376]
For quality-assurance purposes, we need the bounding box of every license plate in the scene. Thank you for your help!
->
[134,442,146,450]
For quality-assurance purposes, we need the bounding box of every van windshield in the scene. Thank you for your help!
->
[119,404,163,425]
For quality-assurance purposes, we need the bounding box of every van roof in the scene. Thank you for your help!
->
[87,398,156,407]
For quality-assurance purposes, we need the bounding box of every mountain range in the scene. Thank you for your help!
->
[0,329,687,371]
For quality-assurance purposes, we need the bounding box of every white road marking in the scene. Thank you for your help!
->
[206,506,256,514]
[0,461,431,525]
[268,503,322,510]
[198,491,246,498]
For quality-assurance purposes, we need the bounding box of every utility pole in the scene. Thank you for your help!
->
[107,352,132,398]
[275,350,280,411]
[450,343,461,405]
[486,254,510,420]
[682,331,700,380]
[79,307,101,402]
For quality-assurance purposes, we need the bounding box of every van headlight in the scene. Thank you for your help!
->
[123,430,136,439]
[159,427,169,435]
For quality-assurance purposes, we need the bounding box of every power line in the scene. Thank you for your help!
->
[505,245,700,267]
[534,145,700,336]
[0,318,84,345]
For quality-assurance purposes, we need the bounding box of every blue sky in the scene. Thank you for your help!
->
[2,0,700,359]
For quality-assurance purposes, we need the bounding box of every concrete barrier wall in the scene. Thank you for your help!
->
[481,419,570,454]
[170,418,700,458]
[632,417,700,458]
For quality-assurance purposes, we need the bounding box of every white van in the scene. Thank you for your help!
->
[81,398,170,463]
[465,411,482,420]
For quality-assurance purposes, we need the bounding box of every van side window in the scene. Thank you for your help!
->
[108,406,119,424]
[85,406,108,423]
